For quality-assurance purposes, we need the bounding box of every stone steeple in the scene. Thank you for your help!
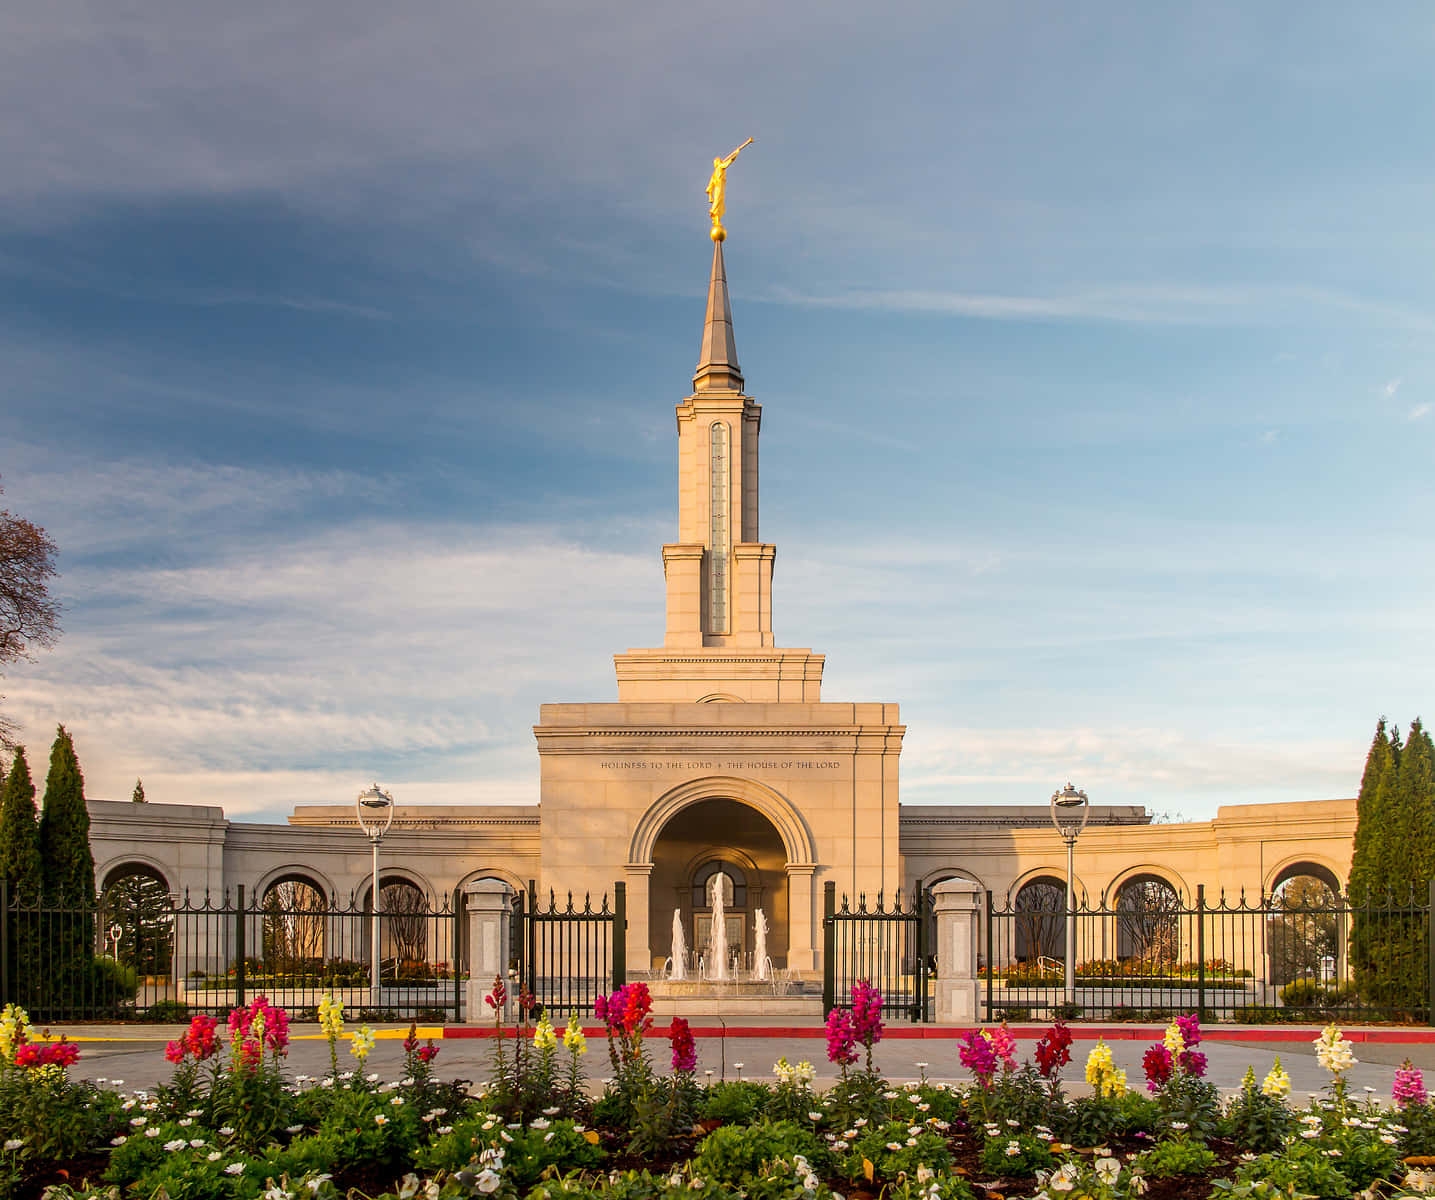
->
[612,241,824,702]
[692,242,744,393]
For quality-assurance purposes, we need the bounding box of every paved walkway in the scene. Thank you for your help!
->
[41,1018,1435,1100]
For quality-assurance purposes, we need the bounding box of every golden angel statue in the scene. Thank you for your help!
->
[706,138,753,242]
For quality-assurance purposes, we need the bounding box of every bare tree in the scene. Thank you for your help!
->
[1116,877,1182,965]
[0,481,61,747]
[1014,878,1066,962]
[381,880,429,969]
[262,879,327,972]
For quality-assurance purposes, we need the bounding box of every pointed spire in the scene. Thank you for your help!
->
[692,241,744,392]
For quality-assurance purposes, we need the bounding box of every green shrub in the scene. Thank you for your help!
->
[140,1000,191,1023]
[1135,1135,1217,1178]
[700,1081,773,1125]
[1280,978,1323,1007]
[977,1131,1055,1178]
[840,1119,950,1185]
[692,1120,830,1186]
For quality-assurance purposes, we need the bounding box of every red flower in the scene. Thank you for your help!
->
[164,1040,185,1064]
[485,976,507,1012]
[418,1043,439,1064]
[668,1017,696,1073]
[1034,1021,1073,1078]
[1143,1045,1173,1091]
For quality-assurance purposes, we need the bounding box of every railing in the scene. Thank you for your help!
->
[822,881,930,1021]
[0,880,464,1021]
[981,882,1435,1024]
[515,880,624,1021]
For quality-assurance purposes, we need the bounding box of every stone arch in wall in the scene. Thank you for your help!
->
[254,864,339,905]
[259,872,330,971]
[629,776,816,868]
[97,855,172,898]
[1266,856,1343,898]
[633,777,814,974]
[98,860,174,978]
[1011,873,1070,964]
[1109,869,1187,965]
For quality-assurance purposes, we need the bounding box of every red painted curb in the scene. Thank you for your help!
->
[437,1023,1435,1043]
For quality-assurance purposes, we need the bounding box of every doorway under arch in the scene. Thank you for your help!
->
[648,798,788,975]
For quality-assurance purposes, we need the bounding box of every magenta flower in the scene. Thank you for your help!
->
[850,979,885,1048]
[958,1028,998,1084]
[1143,1045,1173,1091]
[1176,1012,1201,1047]
[988,1023,1017,1073]
[1394,1059,1427,1105]
[825,1008,858,1066]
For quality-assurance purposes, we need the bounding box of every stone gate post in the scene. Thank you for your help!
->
[932,878,982,1024]
[464,881,514,1022]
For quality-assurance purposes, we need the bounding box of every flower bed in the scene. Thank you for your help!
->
[4,993,1435,1200]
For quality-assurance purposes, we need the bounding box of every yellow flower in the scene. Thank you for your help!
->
[1163,1020,1184,1054]
[562,1014,587,1055]
[350,1024,376,1063]
[1261,1055,1291,1099]
[533,1016,557,1050]
[0,1004,28,1063]
[318,993,345,1039]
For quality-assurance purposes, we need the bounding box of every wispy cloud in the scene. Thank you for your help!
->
[1410,402,1431,421]
[1384,377,1403,397]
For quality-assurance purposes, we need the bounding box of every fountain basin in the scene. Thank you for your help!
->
[645,978,824,1018]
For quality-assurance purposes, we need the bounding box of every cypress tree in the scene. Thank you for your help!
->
[38,725,93,904]
[36,725,95,1014]
[131,778,145,803]
[0,746,41,895]
[0,747,42,996]
[1347,718,1393,905]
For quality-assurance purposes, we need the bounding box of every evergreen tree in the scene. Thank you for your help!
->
[1349,717,1435,1015]
[131,778,145,803]
[0,746,42,994]
[38,725,93,904]
[36,725,95,1014]
[0,745,41,894]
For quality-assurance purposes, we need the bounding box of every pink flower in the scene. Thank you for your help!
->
[418,1043,439,1064]
[988,1023,1017,1073]
[164,1041,185,1064]
[958,1029,998,1084]
[1176,1012,1201,1047]
[825,1008,858,1066]
[850,980,885,1049]
[668,1017,697,1073]
[1394,1060,1427,1105]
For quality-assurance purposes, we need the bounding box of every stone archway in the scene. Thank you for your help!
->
[628,777,819,975]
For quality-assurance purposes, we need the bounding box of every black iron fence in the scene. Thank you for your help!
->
[0,880,462,1022]
[513,880,625,1021]
[982,882,1435,1024]
[823,882,931,1021]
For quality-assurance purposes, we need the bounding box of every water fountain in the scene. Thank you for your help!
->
[753,908,770,980]
[668,908,687,981]
[706,871,729,980]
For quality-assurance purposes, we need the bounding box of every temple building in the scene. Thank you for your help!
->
[85,240,1358,980]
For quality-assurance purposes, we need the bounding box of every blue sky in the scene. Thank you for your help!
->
[2,1,1432,822]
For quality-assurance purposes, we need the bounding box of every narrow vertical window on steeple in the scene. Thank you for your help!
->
[709,421,730,634]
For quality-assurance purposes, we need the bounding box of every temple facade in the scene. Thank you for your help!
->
[83,242,1358,979]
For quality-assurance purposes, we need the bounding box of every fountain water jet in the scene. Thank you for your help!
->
[707,871,729,981]
[753,908,770,980]
[669,909,687,980]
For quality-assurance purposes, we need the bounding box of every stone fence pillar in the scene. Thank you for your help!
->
[932,878,982,1024]
[464,881,514,1023]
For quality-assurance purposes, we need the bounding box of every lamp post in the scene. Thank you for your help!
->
[355,784,394,1009]
[1049,782,1090,1007]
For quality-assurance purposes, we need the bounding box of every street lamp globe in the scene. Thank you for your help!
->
[1050,782,1090,844]
[1048,781,1090,1007]
[355,783,395,1008]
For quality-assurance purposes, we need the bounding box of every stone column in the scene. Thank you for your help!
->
[785,864,817,973]
[932,878,983,1024]
[624,863,653,975]
[464,881,514,1022]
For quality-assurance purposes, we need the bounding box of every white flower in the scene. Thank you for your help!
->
[129,1117,147,1127]
[287,1125,303,1133]
[808,1111,823,1121]
[225,1163,245,1176]
[886,1142,903,1151]
[306,1176,333,1193]
[531,1118,551,1129]
[374,1115,388,1126]
[265,1186,287,1200]
[1170,1122,1188,1131]
[1095,1157,1120,1184]
[177,1118,193,1128]
[916,1165,934,1184]
[1005,1141,1021,1157]
[218,1127,235,1137]
[543,1107,560,1116]
[437,1126,452,1135]
[190,1140,204,1149]
[207,1151,223,1162]
[145,1128,160,1139]
[475,1170,502,1194]
[164,1140,186,1152]
[110,1137,128,1147]
[2,1140,22,1152]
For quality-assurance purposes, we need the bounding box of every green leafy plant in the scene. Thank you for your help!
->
[691,1120,830,1186]
[1133,1132,1216,1178]
[840,1118,950,1185]
[977,1130,1056,1178]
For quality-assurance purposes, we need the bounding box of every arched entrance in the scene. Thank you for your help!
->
[648,798,789,975]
